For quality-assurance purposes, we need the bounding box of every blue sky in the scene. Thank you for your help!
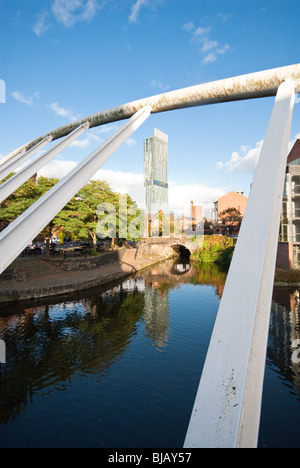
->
[1,0,300,216]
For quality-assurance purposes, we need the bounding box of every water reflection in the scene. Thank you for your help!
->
[268,288,300,397]
[0,286,145,425]
[136,259,228,350]
[0,259,226,431]
[0,258,299,447]
[258,287,300,447]
[137,259,228,297]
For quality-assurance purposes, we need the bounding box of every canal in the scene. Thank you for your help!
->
[0,258,299,448]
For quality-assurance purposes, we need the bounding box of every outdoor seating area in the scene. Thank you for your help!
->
[20,240,114,259]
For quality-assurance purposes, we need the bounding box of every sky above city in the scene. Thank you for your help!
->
[1,0,300,217]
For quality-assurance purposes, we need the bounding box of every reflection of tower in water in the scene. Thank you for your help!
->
[143,287,170,350]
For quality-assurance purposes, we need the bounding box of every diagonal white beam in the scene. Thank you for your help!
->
[0,150,25,167]
[0,106,151,274]
[0,136,53,180]
[0,123,89,203]
[184,80,295,449]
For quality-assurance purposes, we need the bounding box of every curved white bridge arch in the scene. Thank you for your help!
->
[1,64,300,448]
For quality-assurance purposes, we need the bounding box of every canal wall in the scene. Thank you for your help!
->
[0,247,173,304]
[49,247,127,271]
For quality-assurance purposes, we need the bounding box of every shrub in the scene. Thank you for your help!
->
[192,235,235,265]
[86,248,98,256]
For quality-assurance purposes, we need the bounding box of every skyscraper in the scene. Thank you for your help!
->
[144,128,169,215]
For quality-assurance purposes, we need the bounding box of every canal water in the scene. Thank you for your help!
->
[0,259,299,448]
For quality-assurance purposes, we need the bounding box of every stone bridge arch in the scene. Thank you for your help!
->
[136,237,199,261]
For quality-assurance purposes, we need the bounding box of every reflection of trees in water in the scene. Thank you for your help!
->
[138,259,227,298]
[0,285,144,425]
[268,288,300,399]
[191,263,228,298]
[0,259,230,425]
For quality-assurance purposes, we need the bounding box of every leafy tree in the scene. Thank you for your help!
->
[53,180,143,246]
[219,207,242,236]
[0,175,58,232]
[0,176,143,250]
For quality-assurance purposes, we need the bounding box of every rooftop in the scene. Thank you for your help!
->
[287,139,300,165]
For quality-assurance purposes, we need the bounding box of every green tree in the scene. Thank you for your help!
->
[0,175,58,232]
[219,207,242,236]
[53,180,143,247]
[0,176,143,251]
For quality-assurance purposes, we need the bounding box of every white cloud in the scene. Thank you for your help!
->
[126,138,136,148]
[92,168,146,206]
[70,138,92,149]
[184,21,230,65]
[201,44,230,64]
[193,26,211,37]
[50,102,78,122]
[92,170,224,216]
[36,161,224,217]
[68,124,123,151]
[205,44,230,64]
[183,22,195,32]
[96,123,120,134]
[33,10,50,37]
[37,159,78,179]
[201,39,218,53]
[169,182,224,217]
[52,0,101,28]
[215,13,231,23]
[217,133,300,174]
[129,0,149,23]
[150,80,171,92]
[217,141,263,173]
[12,91,40,107]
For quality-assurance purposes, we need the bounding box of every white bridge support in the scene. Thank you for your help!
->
[3,64,300,161]
[184,80,296,448]
[0,136,53,179]
[0,106,151,274]
[0,123,90,203]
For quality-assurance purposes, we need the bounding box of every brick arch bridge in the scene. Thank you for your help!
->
[136,237,200,261]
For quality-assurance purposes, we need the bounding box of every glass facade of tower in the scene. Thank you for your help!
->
[144,128,169,215]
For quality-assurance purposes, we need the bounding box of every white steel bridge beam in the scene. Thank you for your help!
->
[0,106,151,274]
[0,150,26,168]
[4,64,300,161]
[184,79,295,449]
[0,136,53,180]
[0,122,89,203]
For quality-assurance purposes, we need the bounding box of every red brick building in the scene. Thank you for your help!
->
[213,191,248,236]
[190,201,203,231]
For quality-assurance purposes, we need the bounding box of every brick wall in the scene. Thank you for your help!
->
[217,191,248,217]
